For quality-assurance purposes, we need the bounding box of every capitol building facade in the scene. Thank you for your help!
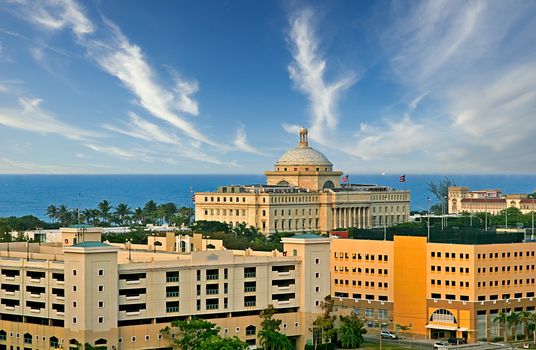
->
[195,129,410,234]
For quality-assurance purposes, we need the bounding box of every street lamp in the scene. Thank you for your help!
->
[427,197,431,242]
[485,196,488,231]
[530,195,534,240]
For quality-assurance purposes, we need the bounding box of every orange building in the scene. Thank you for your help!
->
[331,233,536,342]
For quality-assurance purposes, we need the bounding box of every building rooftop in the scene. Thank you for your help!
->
[291,233,325,239]
[71,241,112,248]
[68,224,94,229]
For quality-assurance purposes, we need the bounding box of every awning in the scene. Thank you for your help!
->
[426,324,458,331]
[458,327,469,332]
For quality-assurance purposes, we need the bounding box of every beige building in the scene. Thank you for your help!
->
[0,225,331,349]
[331,233,536,342]
[195,128,410,234]
[449,186,536,215]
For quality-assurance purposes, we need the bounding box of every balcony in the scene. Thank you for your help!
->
[119,294,146,304]
[119,309,147,319]
[244,301,256,307]
[244,286,256,293]
[166,291,180,297]
[206,275,219,281]
[206,289,219,295]
[244,272,256,278]
[119,278,146,288]
[166,276,179,283]
[206,304,219,310]
[166,306,179,313]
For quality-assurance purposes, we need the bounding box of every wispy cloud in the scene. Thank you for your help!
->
[232,126,269,156]
[22,0,94,37]
[0,97,98,140]
[85,143,151,161]
[104,113,224,165]
[287,8,357,143]
[358,0,536,172]
[8,0,223,150]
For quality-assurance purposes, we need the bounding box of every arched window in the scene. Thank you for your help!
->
[430,309,457,323]
[154,241,163,246]
[277,180,290,186]
[323,181,335,189]
[0,330,6,341]
[95,338,107,345]
[49,336,59,348]
[246,325,256,336]
[23,333,32,345]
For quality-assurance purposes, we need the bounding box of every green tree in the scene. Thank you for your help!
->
[519,310,532,340]
[191,220,231,234]
[427,177,456,214]
[57,205,70,226]
[160,318,245,350]
[338,312,367,348]
[144,200,158,223]
[494,311,509,341]
[199,335,248,350]
[132,207,145,225]
[98,200,113,225]
[312,295,337,347]
[46,205,58,223]
[508,311,521,341]
[160,202,178,224]
[114,203,132,226]
[258,305,293,350]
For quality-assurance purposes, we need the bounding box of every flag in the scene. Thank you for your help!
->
[399,175,406,183]
[191,195,195,203]
[341,175,349,183]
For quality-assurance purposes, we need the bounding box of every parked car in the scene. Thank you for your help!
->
[433,341,449,349]
[447,338,466,345]
[380,330,398,339]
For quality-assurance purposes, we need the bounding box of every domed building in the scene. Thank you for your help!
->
[195,129,410,234]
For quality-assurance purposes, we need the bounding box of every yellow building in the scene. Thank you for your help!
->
[449,186,536,215]
[195,128,410,234]
[331,232,536,342]
[0,225,331,349]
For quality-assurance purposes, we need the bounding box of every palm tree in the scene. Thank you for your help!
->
[508,312,521,341]
[519,310,532,340]
[57,205,70,226]
[159,202,178,224]
[46,205,58,223]
[133,207,145,225]
[143,200,158,223]
[98,200,113,225]
[494,311,509,342]
[114,203,132,226]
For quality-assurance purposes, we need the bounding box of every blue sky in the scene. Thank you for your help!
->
[0,0,535,174]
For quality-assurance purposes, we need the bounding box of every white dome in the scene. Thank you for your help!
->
[275,146,332,166]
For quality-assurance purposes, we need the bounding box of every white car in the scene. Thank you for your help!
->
[433,341,449,349]
[380,330,398,339]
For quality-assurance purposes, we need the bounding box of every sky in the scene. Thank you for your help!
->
[0,0,535,175]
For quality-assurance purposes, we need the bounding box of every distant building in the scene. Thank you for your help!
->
[330,232,536,342]
[448,186,536,215]
[195,128,410,234]
[0,225,330,349]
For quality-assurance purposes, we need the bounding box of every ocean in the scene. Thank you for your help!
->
[1,174,535,220]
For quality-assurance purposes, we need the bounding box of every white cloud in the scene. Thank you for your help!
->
[0,97,98,140]
[232,126,269,156]
[357,0,536,172]
[25,0,94,36]
[281,123,302,135]
[104,113,224,165]
[351,115,431,160]
[175,79,199,116]
[287,8,357,143]
[85,143,153,161]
